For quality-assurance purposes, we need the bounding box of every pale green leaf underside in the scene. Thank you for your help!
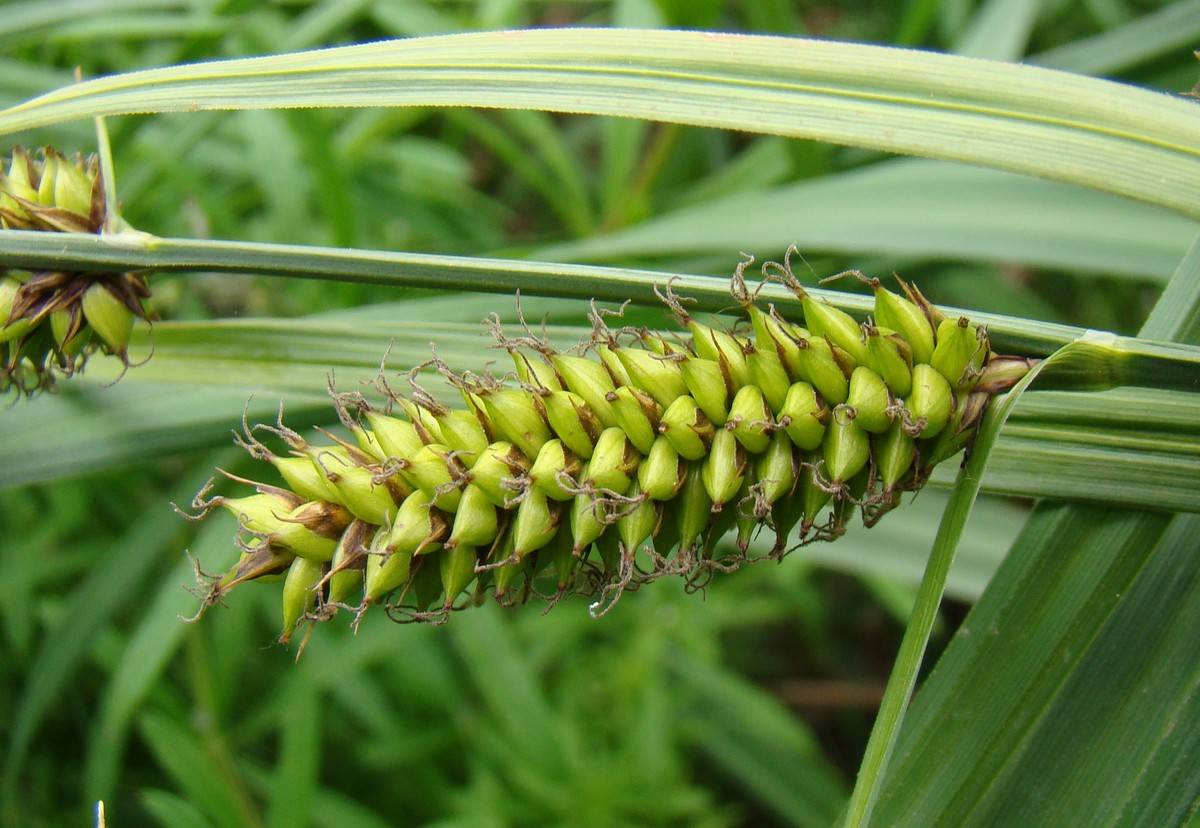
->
[536,158,1198,280]
[1,29,1198,218]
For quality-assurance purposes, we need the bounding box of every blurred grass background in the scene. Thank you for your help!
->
[1,1,1197,825]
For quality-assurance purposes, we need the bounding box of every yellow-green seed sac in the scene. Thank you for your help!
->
[595,343,632,387]
[325,520,372,607]
[791,335,849,405]
[396,398,444,445]
[906,363,954,439]
[872,278,935,365]
[702,428,747,512]
[439,544,479,609]
[846,366,892,434]
[364,411,426,461]
[778,381,827,451]
[688,320,752,389]
[606,385,660,455]
[679,355,731,425]
[747,304,799,369]
[863,324,913,398]
[616,486,658,554]
[447,484,501,549]
[615,346,689,407]
[481,389,552,459]
[725,384,773,454]
[430,407,490,457]
[511,351,561,392]
[822,410,871,485]
[312,445,403,525]
[637,436,687,502]
[280,556,326,643]
[797,452,834,533]
[800,295,869,365]
[1,279,34,344]
[544,390,602,459]
[272,501,352,562]
[931,317,989,391]
[384,490,446,558]
[80,282,134,354]
[365,538,417,603]
[552,354,619,426]
[674,464,714,554]
[528,439,581,501]
[746,345,791,415]
[511,487,561,559]
[569,490,608,554]
[922,390,989,470]
[658,395,714,461]
[402,444,464,512]
[270,454,342,504]
[468,441,526,508]
[755,430,798,507]
[873,419,917,491]
[583,427,640,495]
[213,489,303,535]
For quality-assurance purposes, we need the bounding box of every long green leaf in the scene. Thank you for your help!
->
[1,29,1198,217]
[870,505,1191,826]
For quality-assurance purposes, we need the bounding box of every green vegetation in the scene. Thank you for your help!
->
[1,2,1198,826]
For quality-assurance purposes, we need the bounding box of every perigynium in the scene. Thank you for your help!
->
[0,146,151,397]
[182,249,1035,644]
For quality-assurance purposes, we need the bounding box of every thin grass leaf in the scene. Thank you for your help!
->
[2,29,1198,217]
[138,709,261,828]
[139,788,215,828]
[671,651,848,827]
[265,679,321,828]
[953,0,1040,60]
[843,336,1057,827]
[0,462,220,817]
[1031,0,1200,75]
[536,159,1198,281]
[84,509,242,807]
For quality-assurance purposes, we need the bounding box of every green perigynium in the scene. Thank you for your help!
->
[184,249,1034,640]
[0,146,151,397]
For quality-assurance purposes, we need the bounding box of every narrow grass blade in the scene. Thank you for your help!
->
[137,709,260,828]
[671,652,848,827]
[83,511,242,806]
[536,159,1197,281]
[0,462,222,817]
[1,30,1198,217]
[841,344,1054,827]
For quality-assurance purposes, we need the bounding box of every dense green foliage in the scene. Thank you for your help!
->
[1,2,1198,826]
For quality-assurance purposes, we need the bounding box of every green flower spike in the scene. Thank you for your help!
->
[187,253,1031,633]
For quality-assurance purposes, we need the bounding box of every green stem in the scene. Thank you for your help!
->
[0,229,1085,356]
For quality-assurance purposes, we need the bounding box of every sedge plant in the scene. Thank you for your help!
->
[1,7,1199,828]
